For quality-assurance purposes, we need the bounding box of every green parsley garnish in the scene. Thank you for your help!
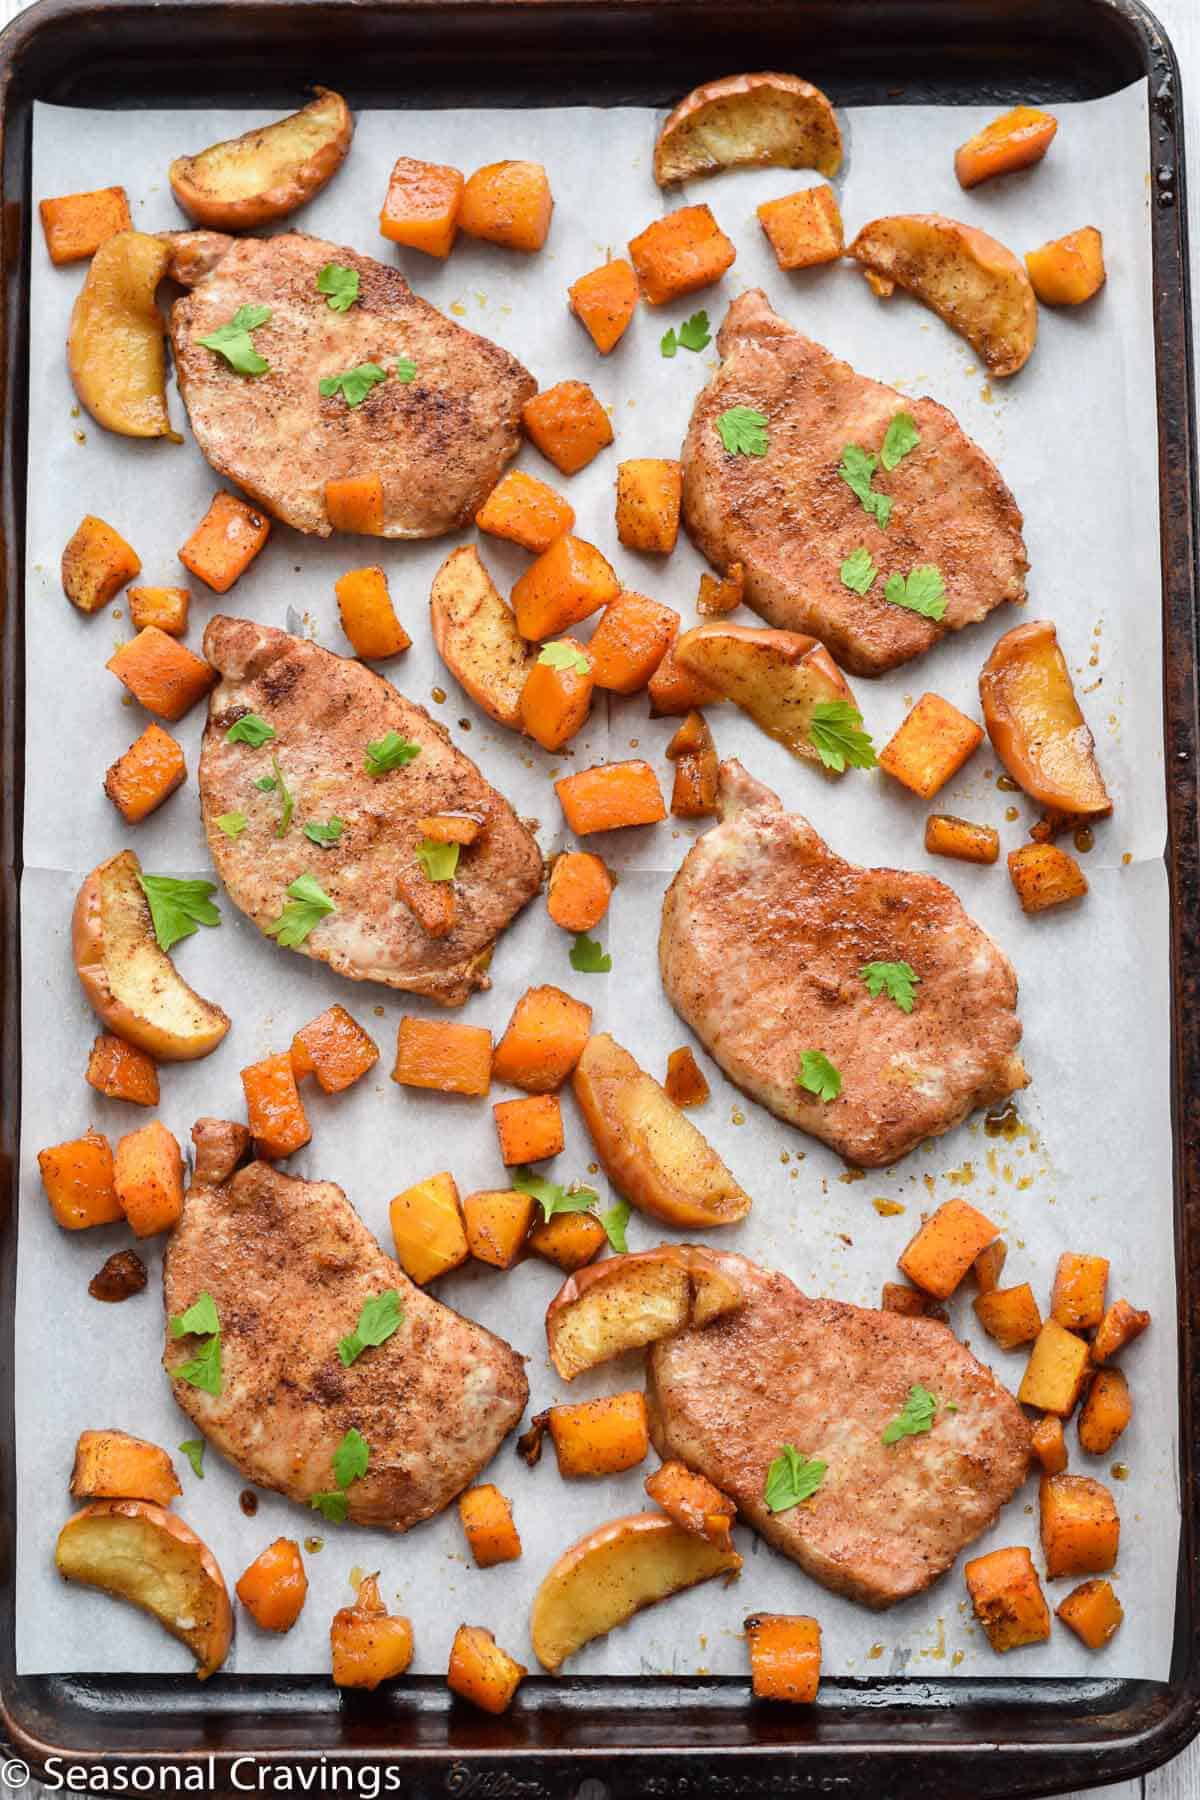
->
[840,546,878,595]
[808,700,877,773]
[880,411,920,471]
[838,444,892,528]
[338,1291,404,1368]
[316,262,361,313]
[198,303,272,376]
[309,1491,349,1524]
[216,811,247,840]
[661,328,679,358]
[512,1168,599,1224]
[271,756,294,837]
[310,1428,371,1524]
[570,932,611,973]
[138,875,221,954]
[538,641,591,675]
[883,566,947,621]
[176,1335,222,1397]
[227,713,275,748]
[415,838,460,882]
[265,873,336,948]
[364,731,422,776]
[254,774,277,791]
[764,1444,827,1513]
[717,406,769,457]
[678,309,711,351]
[170,1292,219,1339]
[393,357,417,383]
[320,362,388,407]
[304,818,344,848]
[602,1198,631,1253]
[882,1383,941,1445]
[860,960,920,1013]
[797,1051,842,1103]
[178,1440,206,1479]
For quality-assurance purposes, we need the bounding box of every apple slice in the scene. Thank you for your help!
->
[430,545,533,730]
[674,624,857,768]
[654,73,842,187]
[545,1246,744,1380]
[169,88,353,231]
[979,620,1112,823]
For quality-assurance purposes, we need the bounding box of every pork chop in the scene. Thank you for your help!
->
[168,231,536,537]
[681,290,1028,676]
[200,615,543,1005]
[659,762,1027,1165]
[164,1125,529,1530]
[647,1250,1031,1608]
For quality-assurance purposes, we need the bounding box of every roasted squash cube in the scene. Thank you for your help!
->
[63,515,141,614]
[389,1172,469,1284]
[879,693,984,800]
[1008,843,1088,913]
[897,1198,998,1299]
[493,1093,564,1166]
[37,1129,123,1230]
[568,258,640,354]
[290,1004,379,1094]
[964,1546,1051,1652]
[179,491,270,593]
[40,186,132,264]
[521,382,612,477]
[460,160,552,253]
[586,591,679,694]
[104,723,186,824]
[1025,228,1105,306]
[511,534,619,640]
[1018,1321,1091,1416]
[973,1282,1042,1350]
[458,1484,522,1567]
[1030,1415,1068,1475]
[1040,1473,1119,1577]
[241,1053,311,1159]
[491,985,592,1092]
[476,469,574,553]
[1056,1578,1123,1649]
[379,156,464,258]
[1091,1299,1151,1364]
[128,586,189,636]
[757,184,843,271]
[1050,1252,1109,1331]
[628,204,736,305]
[335,566,411,660]
[615,459,683,554]
[392,1017,492,1096]
[463,1189,536,1269]
[1077,1368,1131,1456]
[744,1613,821,1701]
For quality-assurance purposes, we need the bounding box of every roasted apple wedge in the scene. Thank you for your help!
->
[654,73,842,186]
[55,1500,232,1680]
[545,1246,745,1380]
[848,213,1038,377]
[674,625,857,769]
[979,620,1112,823]
[573,1033,752,1229]
[531,1512,741,1672]
[72,850,230,1061]
[430,545,534,730]
[169,88,353,230]
[68,231,179,441]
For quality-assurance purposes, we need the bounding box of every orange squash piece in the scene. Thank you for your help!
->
[671,752,719,820]
[178,491,271,592]
[447,1624,527,1714]
[492,985,592,1092]
[973,1282,1043,1350]
[628,203,736,305]
[475,469,574,553]
[546,851,613,932]
[880,1281,938,1318]
[973,1239,1008,1292]
[463,1189,537,1268]
[587,591,679,694]
[416,813,484,846]
[86,1033,159,1107]
[1008,842,1089,913]
[1019,1321,1092,1416]
[897,1198,998,1299]
[521,382,613,477]
[666,711,714,760]
[389,1172,469,1284]
[556,759,666,834]
[698,561,744,616]
[379,156,464,258]
[1091,1299,1151,1364]
[528,1208,608,1272]
[744,1613,821,1701]
[879,694,984,800]
[113,1118,185,1237]
[925,813,1000,865]
[1031,1414,1068,1475]
[241,1053,312,1159]
[512,534,619,640]
[645,1460,735,1550]
[648,631,721,715]
[325,475,384,535]
[520,638,595,750]
[62,515,141,614]
[392,1017,492,1096]
[1051,1252,1109,1331]
[1056,1578,1124,1650]
[664,1046,710,1108]
[964,1545,1051,1652]
[331,1572,413,1689]
[107,628,216,721]
[290,1004,379,1094]
[236,1538,308,1632]
[493,1093,564,1165]
[1077,1367,1132,1456]
[546,1390,649,1477]
[104,723,186,824]
[128,586,189,637]
[757,184,843,270]
[69,1429,181,1507]
[335,566,411,660]
[1026,227,1105,306]
[40,186,132,264]
[37,1129,123,1230]
[568,258,640,353]
[1040,1473,1119,1578]
[615,459,683,554]
[458,1484,522,1567]
[396,864,456,940]
[460,160,553,252]
[955,106,1058,189]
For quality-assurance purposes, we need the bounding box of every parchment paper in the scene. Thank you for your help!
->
[17,81,1177,1683]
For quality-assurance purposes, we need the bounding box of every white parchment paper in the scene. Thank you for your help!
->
[17,81,1177,1683]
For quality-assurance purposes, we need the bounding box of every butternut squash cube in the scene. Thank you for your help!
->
[955,106,1058,189]
[1077,1367,1131,1456]
[546,1391,649,1477]
[241,1053,311,1160]
[458,1484,522,1567]
[897,1198,998,1299]
[379,156,464,259]
[128,586,189,637]
[179,491,270,593]
[447,1624,527,1715]
[521,382,613,477]
[86,1033,159,1107]
[879,693,984,800]
[1008,842,1088,913]
[757,184,843,271]
[1091,1299,1151,1365]
[391,1017,492,1096]
[37,1129,123,1230]
[925,813,1000,865]
[1050,1252,1109,1331]
[555,759,666,834]
[1056,1578,1123,1649]
[1030,1414,1068,1475]
[1040,1473,1119,1578]
[104,723,186,824]
[325,475,384,535]
[106,628,215,721]
[460,160,553,253]
[40,186,132,264]
[492,1093,564,1166]
[964,1545,1051,1652]
[113,1118,185,1237]
[1025,227,1105,306]
[62,515,141,614]
[389,1172,469,1284]
[1018,1321,1091,1417]
[973,1282,1042,1350]
[335,566,411,661]
[744,1613,821,1700]
[628,203,736,305]
[528,1209,608,1272]
[475,469,574,553]
[511,534,619,640]
[463,1189,536,1269]
[290,1004,379,1094]
[491,985,592,1093]
[568,258,640,354]
[586,591,679,694]
[519,637,594,751]
[546,851,613,932]
[615,459,683,554]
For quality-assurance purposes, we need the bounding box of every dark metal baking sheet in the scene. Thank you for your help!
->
[0,1,1196,1793]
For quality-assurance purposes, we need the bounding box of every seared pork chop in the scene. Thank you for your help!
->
[164,1127,529,1530]
[681,290,1028,676]
[169,232,535,537]
[660,762,1027,1165]
[647,1250,1031,1608]
[201,616,542,1005]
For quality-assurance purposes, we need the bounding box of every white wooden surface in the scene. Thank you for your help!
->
[0,0,1194,1794]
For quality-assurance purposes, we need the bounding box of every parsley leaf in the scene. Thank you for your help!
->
[175,1333,222,1397]
[178,1440,205,1479]
[138,875,221,954]
[393,357,417,383]
[678,310,711,352]
[198,304,272,376]
[227,713,275,748]
[797,1051,842,1103]
[332,1426,370,1489]
[170,1292,220,1339]
[570,933,612,973]
[255,775,277,792]
[271,756,294,838]
[838,444,893,528]
[880,410,920,472]
[320,362,388,407]
[840,546,878,595]
[364,731,421,776]
[884,565,947,621]
[808,700,877,773]
[338,1291,404,1368]
[538,641,591,675]
[316,262,361,313]
[764,1444,827,1513]
[882,1383,939,1445]
[660,328,678,358]
[265,873,336,948]
[602,1198,631,1254]
[860,960,920,1014]
[415,838,460,882]
[309,1491,348,1524]
[512,1168,599,1223]
[216,811,247,840]
[717,406,769,457]
[304,818,344,848]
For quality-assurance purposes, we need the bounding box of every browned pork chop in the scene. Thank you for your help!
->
[647,1250,1031,1608]
[681,290,1028,676]
[201,616,542,1005]
[659,762,1027,1165]
[169,231,535,537]
[164,1127,529,1530]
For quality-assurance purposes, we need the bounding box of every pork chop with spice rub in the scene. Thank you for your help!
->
[168,231,536,537]
[164,1126,529,1529]
[680,289,1028,676]
[659,762,1027,1165]
[200,615,543,1005]
[647,1250,1031,1608]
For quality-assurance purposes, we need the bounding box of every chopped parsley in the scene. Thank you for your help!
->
[764,1444,827,1513]
[415,838,460,882]
[716,406,769,457]
[138,875,220,953]
[265,873,336,947]
[677,309,712,351]
[880,410,920,471]
[840,546,878,595]
[838,444,892,528]
[882,1383,944,1445]
[320,362,388,407]
[364,731,421,776]
[860,960,920,1013]
[339,1291,404,1367]
[254,774,277,792]
[601,1198,631,1253]
[178,1440,206,1479]
[797,1051,842,1103]
[309,1491,349,1524]
[170,1292,219,1339]
[303,818,344,848]
[808,701,877,773]
[271,756,294,838]
[198,303,272,376]
[884,566,947,621]
[310,1427,371,1525]
[660,328,679,358]
[538,641,591,675]
[570,932,611,973]
[512,1168,599,1223]
[170,1293,222,1399]
[216,811,247,840]
[226,713,275,748]
[316,262,361,313]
